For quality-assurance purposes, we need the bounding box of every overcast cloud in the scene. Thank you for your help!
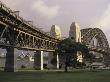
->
[97,4,110,31]
[31,0,60,19]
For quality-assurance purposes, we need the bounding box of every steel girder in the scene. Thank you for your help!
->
[0,1,59,51]
[81,28,109,53]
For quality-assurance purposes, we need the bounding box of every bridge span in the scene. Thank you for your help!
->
[0,1,60,72]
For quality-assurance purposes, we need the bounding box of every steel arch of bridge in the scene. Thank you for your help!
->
[81,28,109,52]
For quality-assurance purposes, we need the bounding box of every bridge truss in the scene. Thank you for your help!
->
[81,28,109,53]
[0,1,59,51]
[81,28,110,65]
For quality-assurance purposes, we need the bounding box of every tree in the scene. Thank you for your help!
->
[57,38,90,72]
[57,38,76,72]
[76,42,90,59]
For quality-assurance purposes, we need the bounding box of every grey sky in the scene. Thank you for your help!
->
[1,0,110,44]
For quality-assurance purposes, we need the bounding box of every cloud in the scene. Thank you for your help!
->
[96,4,110,44]
[97,4,110,31]
[31,0,60,19]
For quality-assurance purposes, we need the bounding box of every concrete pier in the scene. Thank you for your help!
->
[4,47,16,72]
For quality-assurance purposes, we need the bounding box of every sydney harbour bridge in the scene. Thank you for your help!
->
[0,1,109,72]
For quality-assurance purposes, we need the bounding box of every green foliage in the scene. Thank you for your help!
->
[57,38,77,55]
[57,38,90,71]
[57,38,89,57]
[76,42,89,57]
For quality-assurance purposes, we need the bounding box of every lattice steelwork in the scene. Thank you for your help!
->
[81,28,109,53]
[0,1,59,51]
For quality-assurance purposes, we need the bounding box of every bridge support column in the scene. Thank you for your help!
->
[34,51,44,70]
[4,47,16,72]
[57,54,59,69]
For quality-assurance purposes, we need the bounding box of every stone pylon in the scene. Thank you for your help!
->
[50,25,61,40]
[69,22,82,62]
[48,25,61,69]
[69,22,81,42]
